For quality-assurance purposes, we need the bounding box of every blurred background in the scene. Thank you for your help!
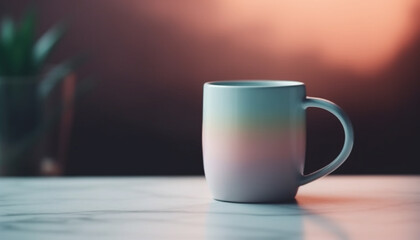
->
[0,0,419,176]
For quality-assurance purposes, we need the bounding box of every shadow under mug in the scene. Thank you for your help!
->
[202,80,354,203]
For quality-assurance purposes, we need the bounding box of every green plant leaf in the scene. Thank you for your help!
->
[33,22,66,69]
[17,7,37,75]
[1,17,15,44]
[38,56,86,99]
[0,17,15,75]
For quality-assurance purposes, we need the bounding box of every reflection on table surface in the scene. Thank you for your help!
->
[0,176,419,240]
[206,201,348,240]
[206,176,420,240]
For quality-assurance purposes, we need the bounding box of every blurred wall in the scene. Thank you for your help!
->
[1,0,419,175]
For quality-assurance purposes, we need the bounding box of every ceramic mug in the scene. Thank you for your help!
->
[202,80,354,203]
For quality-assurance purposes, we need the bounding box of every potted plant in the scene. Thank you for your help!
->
[0,9,84,175]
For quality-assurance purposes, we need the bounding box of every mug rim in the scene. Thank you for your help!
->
[205,80,304,88]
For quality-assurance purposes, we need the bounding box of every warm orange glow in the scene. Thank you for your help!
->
[135,0,418,75]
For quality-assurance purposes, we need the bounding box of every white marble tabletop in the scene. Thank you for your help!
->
[0,176,419,239]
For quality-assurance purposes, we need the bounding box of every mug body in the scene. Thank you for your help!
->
[203,81,306,202]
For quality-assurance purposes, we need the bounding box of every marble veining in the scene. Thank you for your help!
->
[0,176,419,239]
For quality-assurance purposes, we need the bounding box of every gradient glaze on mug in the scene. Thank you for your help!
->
[203,81,307,202]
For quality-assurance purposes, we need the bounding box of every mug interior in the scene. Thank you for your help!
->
[206,80,304,88]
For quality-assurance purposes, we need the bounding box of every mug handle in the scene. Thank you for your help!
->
[300,97,354,185]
